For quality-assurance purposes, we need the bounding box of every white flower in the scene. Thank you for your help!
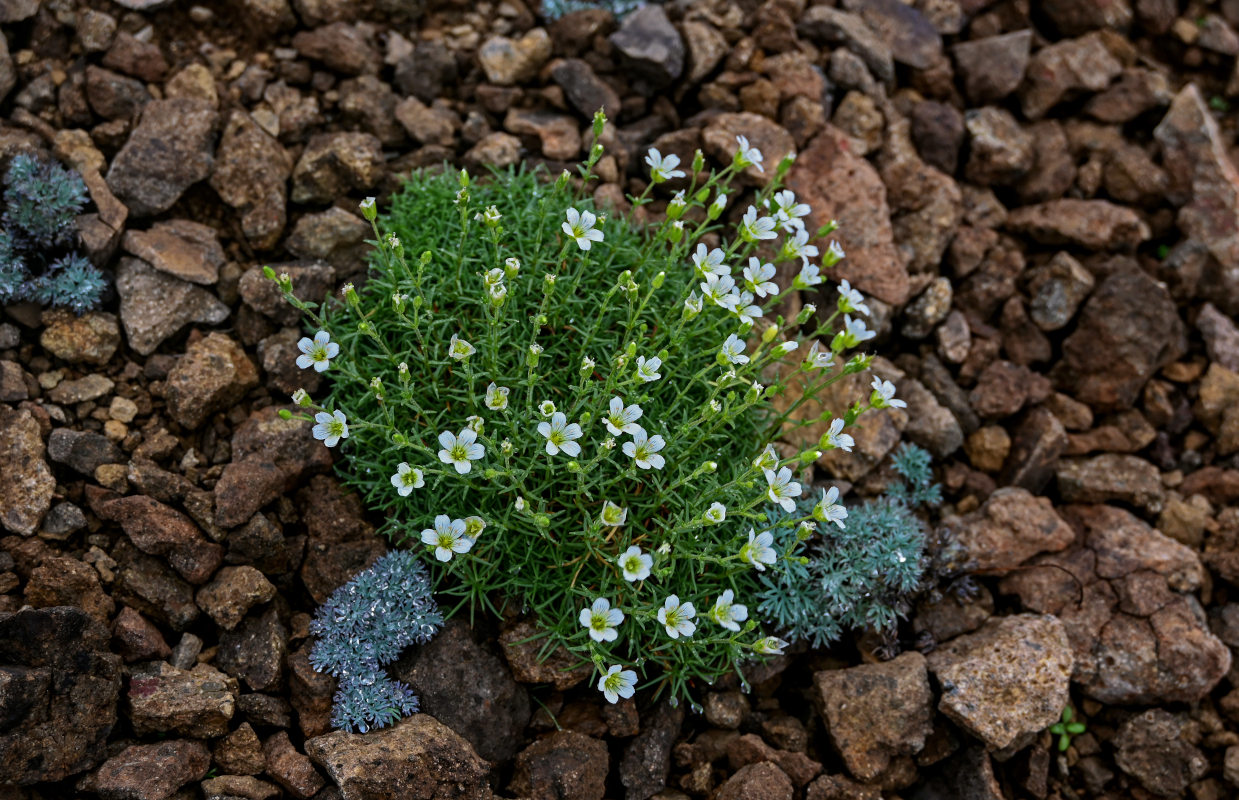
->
[814,486,848,529]
[387,233,400,249]
[645,148,686,182]
[421,515,473,562]
[825,418,854,452]
[691,244,729,278]
[478,205,502,225]
[870,377,906,409]
[618,545,652,582]
[657,595,697,639]
[601,501,628,526]
[538,412,583,457]
[733,292,763,324]
[708,589,748,632]
[796,263,823,288]
[291,388,310,407]
[735,135,765,172]
[767,189,810,231]
[623,430,666,470]
[465,414,484,433]
[783,225,819,264]
[700,273,738,311]
[775,341,799,356]
[684,292,703,316]
[703,502,726,524]
[296,331,339,372]
[312,410,349,447]
[563,207,604,251]
[753,444,779,472]
[438,427,485,474]
[485,382,510,411]
[738,206,777,242]
[505,256,521,275]
[484,267,505,287]
[743,257,778,298]
[739,528,776,571]
[539,400,557,417]
[720,333,749,365]
[710,192,728,216]
[753,636,789,655]
[580,598,624,643]
[605,396,645,436]
[359,196,376,215]
[839,315,876,348]
[806,342,834,370]
[390,462,424,496]
[825,240,846,265]
[837,279,870,316]
[598,664,637,704]
[448,334,476,361]
[764,467,802,512]
[636,355,662,383]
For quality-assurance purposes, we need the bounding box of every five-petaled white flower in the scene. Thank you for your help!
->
[390,462,424,496]
[837,315,876,349]
[700,273,739,311]
[691,244,729,278]
[438,428,485,474]
[538,412,583,457]
[825,418,854,452]
[296,331,339,372]
[743,257,778,298]
[605,396,645,436]
[580,598,624,642]
[448,334,476,361]
[733,291,763,324]
[623,430,666,470]
[767,189,810,231]
[720,333,749,365]
[645,148,686,183]
[753,636,789,655]
[782,225,819,264]
[708,589,748,632]
[738,206,777,242]
[814,486,848,529]
[563,208,604,251]
[704,502,727,525]
[870,377,907,409]
[739,528,776,571]
[753,444,779,472]
[735,135,765,172]
[598,664,637,704]
[764,467,802,512]
[312,410,349,447]
[601,500,627,526]
[421,515,473,562]
[635,355,662,383]
[485,382,509,411]
[837,279,870,316]
[657,595,697,639]
[618,545,653,582]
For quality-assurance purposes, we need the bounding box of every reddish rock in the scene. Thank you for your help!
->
[787,126,909,305]
[702,111,796,187]
[214,456,285,529]
[510,730,607,800]
[947,488,1075,573]
[263,731,326,799]
[291,22,379,76]
[25,555,115,624]
[126,662,237,738]
[213,722,266,775]
[96,495,222,585]
[111,606,172,663]
[165,332,260,431]
[297,476,386,604]
[1056,453,1166,512]
[121,220,224,285]
[715,762,794,800]
[196,566,276,630]
[86,740,209,800]
[1005,199,1149,251]
[1019,32,1124,119]
[969,360,1052,419]
[726,734,822,787]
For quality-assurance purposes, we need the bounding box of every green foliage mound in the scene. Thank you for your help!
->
[277,118,903,705]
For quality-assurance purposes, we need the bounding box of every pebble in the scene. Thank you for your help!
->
[478,28,552,86]
[290,131,383,205]
[39,311,121,365]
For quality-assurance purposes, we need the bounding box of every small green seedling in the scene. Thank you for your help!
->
[1049,706,1086,752]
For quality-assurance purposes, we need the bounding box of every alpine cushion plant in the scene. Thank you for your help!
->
[0,152,106,314]
[274,112,904,706]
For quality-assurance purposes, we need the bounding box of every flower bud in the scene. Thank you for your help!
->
[277,408,293,420]
[567,461,582,473]
[592,109,608,139]
[262,265,277,281]
[652,271,666,289]
[392,293,407,314]
[776,151,797,177]
[691,148,704,174]
[527,343,543,367]
[580,411,592,425]
[360,196,377,221]
[668,220,684,243]
[799,449,822,463]
[580,355,596,376]
[796,304,816,325]
[535,514,551,528]
[292,389,311,407]
[761,324,779,343]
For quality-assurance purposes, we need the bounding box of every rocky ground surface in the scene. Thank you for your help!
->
[3,0,1239,798]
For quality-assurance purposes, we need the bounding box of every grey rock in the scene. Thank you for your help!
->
[48,428,124,476]
[106,98,219,217]
[619,700,684,799]
[1114,710,1208,797]
[799,5,893,84]
[116,257,230,356]
[216,606,287,692]
[238,261,335,326]
[609,6,684,93]
[951,30,1032,104]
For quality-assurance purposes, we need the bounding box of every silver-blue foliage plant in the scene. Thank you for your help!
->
[756,443,939,650]
[308,551,444,733]
[0,153,105,315]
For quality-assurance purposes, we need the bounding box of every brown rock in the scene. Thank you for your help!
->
[928,614,1074,751]
[291,23,379,76]
[715,762,794,800]
[499,617,592,690]
[799,5,894,84]
[165,332,259,430]
[505,108,582,161]
[1019,32,1124,119]
[201,775,280,800]
[846,0,942,70]
[510,730,607,800]
[619,701,683,798]
[214,456,284,529]
[264,731,326,799]
[968,360,1051,419]
[216,606,288,692]
[210,111,292,251]
[1086,67,1171,123]
[394,96,456,147]
[106,98,219,218]
[948,487,1075,573]
[951,30,1031,104]
[1057,454,1165,512]
[112,542,201,631]
[297,476,385,604]
[1113,710,1208,798]
[39,310,121,365]
[290,132,383,205]
[126,661,236,737]
[101,31,167,82]
[786,126,909,305]
[122,220,224,285]
[1005,199,1149,251]
[232,406,334,488]
[214,722,266,775]
[115,258,230,356]
[478,28,552,86]
[306,715,492,800]
[25,555,115,625]
[702,111,796,187]
[238,261,335,326]
[963,107,1033,185]
[0,406,55,537]
[112,606,172,663]
[813,652,933,781]
[86,740,209,800]
[463,132,522,169]
[726,734,822,787]
[608,6,683,93]
[196,566,276,630]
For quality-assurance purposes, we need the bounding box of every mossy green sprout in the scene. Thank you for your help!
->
[272,111,901,707]
[1049,706,1087,752]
